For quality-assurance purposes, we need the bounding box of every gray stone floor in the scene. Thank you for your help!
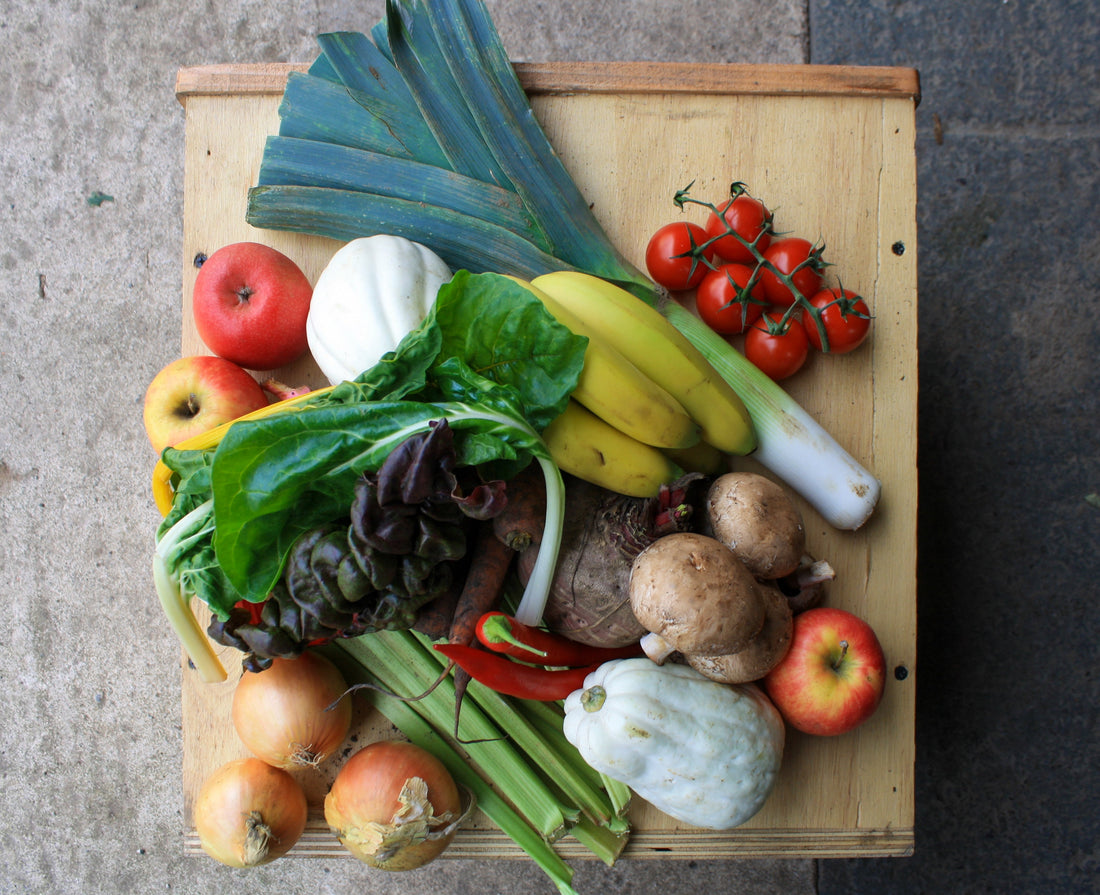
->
[0,1,1095,894]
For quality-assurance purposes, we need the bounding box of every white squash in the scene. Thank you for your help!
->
[562,658,785,830]
[306,235,452,384]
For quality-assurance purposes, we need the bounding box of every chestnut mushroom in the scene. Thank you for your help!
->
[628,532,766,664]
[705,472,806,580]
[687,581,793,684]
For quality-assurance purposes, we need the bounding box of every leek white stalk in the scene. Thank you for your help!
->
[662,300,881,530]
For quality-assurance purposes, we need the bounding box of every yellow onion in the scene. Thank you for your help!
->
[232,651,352,769]
[324,740,467,870]
[194,757,308,868]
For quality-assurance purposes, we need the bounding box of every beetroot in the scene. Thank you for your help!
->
[518,473,708,647]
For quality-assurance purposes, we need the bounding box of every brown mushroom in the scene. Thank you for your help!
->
[705,472,806,580]
[628,532,766,664]
[687,581,793,684]
[775,554,836,614]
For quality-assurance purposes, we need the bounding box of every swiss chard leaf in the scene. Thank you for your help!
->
[202,272,583,604]
[429,271,584,430]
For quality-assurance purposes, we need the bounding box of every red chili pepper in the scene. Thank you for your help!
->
[233,599,266,626]
[433,643,600,701]
[474,611,643,667]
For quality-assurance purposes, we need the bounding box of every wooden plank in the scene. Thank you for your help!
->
[175,61,920,103]
[174,61,918,860]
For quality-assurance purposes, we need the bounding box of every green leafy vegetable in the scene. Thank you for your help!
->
[155,272,584,666]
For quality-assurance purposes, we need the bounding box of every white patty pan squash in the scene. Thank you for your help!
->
[563,658,785,830]
[306,235,452,384]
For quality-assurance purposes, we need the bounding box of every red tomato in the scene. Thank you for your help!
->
[695,263,766,335]
[645,221,714,291]
[703,193,773,264]
[803,288,872,354]
[758,237,824,307]
[744,312,810,381]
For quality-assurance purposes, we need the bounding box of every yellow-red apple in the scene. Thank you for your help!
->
[143,355,269,454]
[192,242,313,370]
[762,607,885,736]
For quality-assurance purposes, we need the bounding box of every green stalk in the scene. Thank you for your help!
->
[337,630,573,841]
[315,30,420,111]
[519,700,607,794]
[600,773,634,821]
[568,814,630,867]
[151,551,226,683]
[246,184,570,279]
[423,0,650,291]
[256,136,540,241]
[520,698,633,824]
[277,71,450,168]
[321,645,581,895]
[385,0,514,188]
[152,499,227,683]
[417,631,617,827]
[661,299,881,530]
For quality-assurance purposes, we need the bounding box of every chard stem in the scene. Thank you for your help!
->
[151,552,226,683]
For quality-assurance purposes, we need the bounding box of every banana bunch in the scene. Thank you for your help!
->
[511,274,756,498]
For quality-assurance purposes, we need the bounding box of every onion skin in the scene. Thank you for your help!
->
[194,758,308,868]
[232,650,352,769]
[325,740,463,871]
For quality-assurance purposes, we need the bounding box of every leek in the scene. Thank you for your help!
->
[386,0,514,188]
[662,299,882,530]
[315,31,419,110]
[277,71,449,166]
[247,184,569,279]
[423,0,647,289]
[241,0,883,533]
[256,136,540,241]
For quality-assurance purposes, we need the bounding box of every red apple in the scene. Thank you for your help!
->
[762,607,886,736]
[143,355,269,454]
[192,242,313,370]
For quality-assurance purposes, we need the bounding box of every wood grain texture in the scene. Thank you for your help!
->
[174,61,918,860]
[175,61,920,102]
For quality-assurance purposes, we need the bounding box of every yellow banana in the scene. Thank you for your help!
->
[509,277,700,450]
[663,440,729,475]
[531,271,757,455]
[543,400,682,498]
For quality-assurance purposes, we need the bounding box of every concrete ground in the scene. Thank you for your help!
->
[0,1,1095,894]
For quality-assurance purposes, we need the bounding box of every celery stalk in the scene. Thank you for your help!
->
[336,630,572,841]
[568,814,630,867]
[519,697,633,824]
[416,631,617,827]
[322,646,581,895]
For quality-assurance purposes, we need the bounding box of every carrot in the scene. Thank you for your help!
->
[411,574,464,641]
[447,521,516,738]
[450,523,516,647]
[491,463,547,551]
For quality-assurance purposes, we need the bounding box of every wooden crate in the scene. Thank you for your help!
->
[173,60,919,859]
